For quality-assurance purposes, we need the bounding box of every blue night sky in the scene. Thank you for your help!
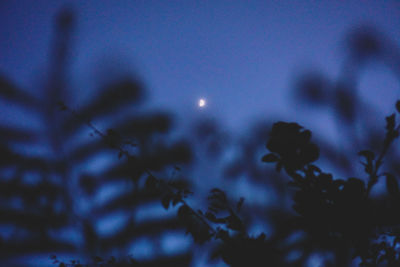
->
[1,1,400,266]
[1,0,399,135]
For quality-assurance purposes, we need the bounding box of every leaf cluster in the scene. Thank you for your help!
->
[152,101,400,266]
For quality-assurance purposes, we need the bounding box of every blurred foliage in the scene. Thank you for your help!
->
[1,5,400,267]
[0,7,192,267]
[144,23,400,267]
[152,104,400,267]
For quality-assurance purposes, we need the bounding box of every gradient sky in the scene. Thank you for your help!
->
[1,0,399,136]
[1,1,400,266]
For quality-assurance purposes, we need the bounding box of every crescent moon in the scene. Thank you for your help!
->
[198,98,206,108]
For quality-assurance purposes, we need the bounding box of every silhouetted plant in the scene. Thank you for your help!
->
[164,100,400,266]
[54,85,400,266]
[60,92,389,267]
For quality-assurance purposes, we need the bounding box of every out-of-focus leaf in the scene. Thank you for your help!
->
[0,75,38,108]
[79,79,144,120]
[261,153,279,163]
[347,26,382,60]
[145,175,158,192]
[386,114,396,131]
[295,72,330,105]
[0,126,37,144]
[99,218,182,251]
[115,113,173,138]
[358,150,375,161]
[334,85,356,122]
[385,173,399,198]
[69,139,108,162]
[208,188,228,212]
[161,194,173,210]
[79,174,97,195]
[178,204,191,220]
[226,215,244,232]
[236,197,245,212]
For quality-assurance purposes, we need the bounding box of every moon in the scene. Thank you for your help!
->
[198,98,206,108]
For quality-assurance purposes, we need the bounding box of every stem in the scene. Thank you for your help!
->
[366,125,400,196]
[61,103,218,236]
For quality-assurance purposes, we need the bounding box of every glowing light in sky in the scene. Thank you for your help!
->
[198,98,206,108]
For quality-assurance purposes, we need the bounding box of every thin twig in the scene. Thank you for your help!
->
[59,102,217,236]
[366,124,400,196]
